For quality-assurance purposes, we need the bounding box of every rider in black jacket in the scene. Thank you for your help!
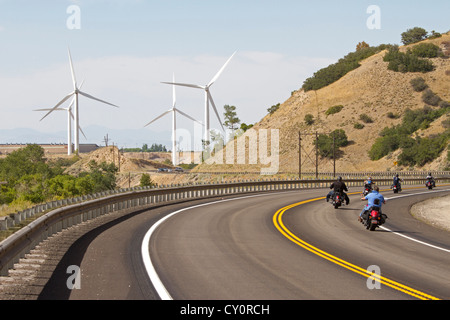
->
[326,176,350,205]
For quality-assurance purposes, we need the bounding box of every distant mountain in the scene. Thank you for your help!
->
[0,125,173,149]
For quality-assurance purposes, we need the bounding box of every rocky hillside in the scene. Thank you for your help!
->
[197,32,450,174]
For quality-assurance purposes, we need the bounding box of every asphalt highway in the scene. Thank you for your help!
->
[40,185,450,300]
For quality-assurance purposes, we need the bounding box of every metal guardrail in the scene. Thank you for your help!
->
[1,176,449,276]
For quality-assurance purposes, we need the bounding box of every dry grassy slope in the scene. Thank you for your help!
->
[197,32,450,174]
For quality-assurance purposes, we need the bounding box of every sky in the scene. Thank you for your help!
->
[0,0,449,148]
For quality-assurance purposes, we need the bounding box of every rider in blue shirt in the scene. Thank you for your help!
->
[359,186,385,222]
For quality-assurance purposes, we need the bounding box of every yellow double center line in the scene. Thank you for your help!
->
[273,197,440,300]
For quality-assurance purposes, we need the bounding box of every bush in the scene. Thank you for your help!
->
[369,106,450,161]
[410,77,428,92]
[359,113,373,123]
[439,100,450,109]
[384,47,434,73]
[409,43,440,58]
[422,89,441,106]
[398,131,450,166]
[354,122,365,129]
[325,105,344,115]
[267,103,280,115]
[304,114,314,125]
[315,129,348,159]
[386,112,400,119]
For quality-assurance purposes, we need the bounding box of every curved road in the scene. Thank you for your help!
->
[39,186,450,300]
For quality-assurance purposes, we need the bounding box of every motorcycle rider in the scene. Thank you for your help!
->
[392,174,403,191]
[426,173,436,188]
[326,176,350,205]
[358,186,385,223]
[363,176,374,192]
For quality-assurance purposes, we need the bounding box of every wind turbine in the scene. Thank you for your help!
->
[34,104,87,156]
[34,80,86,155]
[144,74,202,166]
[161,51,236,143]
[39,47,120,153]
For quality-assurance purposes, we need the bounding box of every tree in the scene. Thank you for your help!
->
[401,27,428,45]
[140,173,154,187]
[240,123,253,132]
[223,105,240,130]
[267,103,280,115]
[356,41,370,51]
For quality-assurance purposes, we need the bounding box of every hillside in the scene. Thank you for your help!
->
[196,32,450,174]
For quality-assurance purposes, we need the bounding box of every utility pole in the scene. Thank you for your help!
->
[315,131,319,179]
[333,131,336,178]
[298,131,302,179]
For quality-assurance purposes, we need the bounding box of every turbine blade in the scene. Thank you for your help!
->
[78,90,120,108]
[174,108,203,125]
[39,92,74,121]
[67,47,77,89]
[143,110,172,127]
[207,92,224,131]
[208,51,237,87]
[34,108,65,111]
[161,82,205,90]
[79,125,87,140]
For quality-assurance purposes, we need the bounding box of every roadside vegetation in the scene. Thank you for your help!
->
[0,145,118,216]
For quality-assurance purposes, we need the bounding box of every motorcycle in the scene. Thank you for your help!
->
[426,180,433,190]
[332,191,344,209]
[391,183,401,193]
[361,206,388,231]
[362,184,372,197]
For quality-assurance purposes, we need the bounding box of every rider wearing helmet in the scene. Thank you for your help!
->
[326,176,350,205]
[359,186,385,223]
[426,173,436,187]
[392,174,403,191]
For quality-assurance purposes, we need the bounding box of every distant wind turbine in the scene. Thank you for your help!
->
[161,51,236,143]
[39,47,119,153]
[34,105,87,155]
[144,74,202,166]
[34,80,86,155]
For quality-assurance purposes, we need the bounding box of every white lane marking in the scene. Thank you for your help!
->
[141,190,304,300]
[382,188,450,254]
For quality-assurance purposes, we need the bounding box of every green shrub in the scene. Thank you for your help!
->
[315,129,348,159]
[325,105,344,115]
[359,113,373,123]
[410,77,428,92]
[354,122,365,129]
[386,112,400,119]
[304,114,314,125]
[422,89,441,106]
[409,43,440,58]
[439,101,450,109]
[383,47,434,73]
[369,106,450,161]
[267,103,280,115]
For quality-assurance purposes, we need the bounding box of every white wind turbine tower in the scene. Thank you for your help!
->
[39,47,120,153]
[34,103,87,156]
[144,74,202,166]
[161,51,236,144]
[35,80,86,155]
